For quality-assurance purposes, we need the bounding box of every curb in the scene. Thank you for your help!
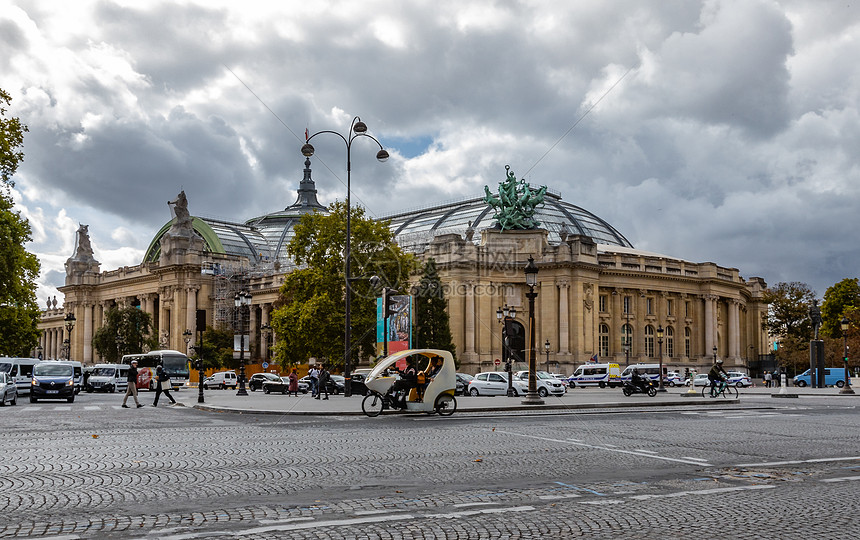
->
[192,397,742,416]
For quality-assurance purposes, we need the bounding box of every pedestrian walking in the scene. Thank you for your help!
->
[152,364,176,407]
[764,371,772,388]
[315,366,330,400]
[122,360,143,408]
[309,365,320,397]
[288,368,299,397]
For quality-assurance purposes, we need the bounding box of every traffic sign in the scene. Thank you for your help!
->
[494,358,501,366]
[262,362,269,369]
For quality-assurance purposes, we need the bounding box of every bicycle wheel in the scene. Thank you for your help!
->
[723,385,738,398]
[362,393,384,417]
[435,394,457,416]
[701,385,710,398]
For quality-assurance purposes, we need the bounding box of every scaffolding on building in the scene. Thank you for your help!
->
[203,260,251,330]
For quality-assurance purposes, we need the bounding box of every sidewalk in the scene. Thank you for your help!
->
[173,385,855,416]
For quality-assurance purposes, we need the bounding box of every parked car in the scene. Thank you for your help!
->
[348,372,369,396]
[793,368,849,388]
[687,373,710,387]
[248,372,281,391]
[468,371,528,396]
[203,371,238,390]
[513,370,566,397]
[85,363,129,393]
[30,362,75,403]
[299,375,344,395]
[726,371,752,388]
[0,357,40,396]
[261,376,310,394]
[663,372,684,387]
[455,373,474,396]
[0,372,17,406]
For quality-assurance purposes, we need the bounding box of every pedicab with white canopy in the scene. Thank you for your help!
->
[361,349,457,416]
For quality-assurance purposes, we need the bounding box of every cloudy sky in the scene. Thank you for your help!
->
[3,0,859,307]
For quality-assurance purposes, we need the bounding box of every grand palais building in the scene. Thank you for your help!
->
[39,159,768,377]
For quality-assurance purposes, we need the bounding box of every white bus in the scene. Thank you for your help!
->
[121,350,191,391]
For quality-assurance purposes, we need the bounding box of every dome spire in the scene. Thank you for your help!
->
[286,157,326,212]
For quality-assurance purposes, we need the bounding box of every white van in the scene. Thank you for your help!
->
[203,371,238,389]
[568,363,621,388]
[0,358,41,396]
[620,363,662,382]
[55,360,84,394]
[85,363,129,393]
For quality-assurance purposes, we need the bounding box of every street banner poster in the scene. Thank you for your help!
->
[377,295,412,358]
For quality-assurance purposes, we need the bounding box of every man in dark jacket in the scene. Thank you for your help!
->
[122,360,143,408]
[152,364,176,407]
[315,366,330,400]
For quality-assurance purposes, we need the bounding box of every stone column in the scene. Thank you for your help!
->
[636,292,647,361]
[159,287,171,348]
[249,301,258,361]
[52,327,60,360]
[558,281,570,354]
[83,303,93,364]
[704,294,717,358]
[465,280,476,354]
[728,299,740,361]
[172,287,182,351]
[185,287,198,352]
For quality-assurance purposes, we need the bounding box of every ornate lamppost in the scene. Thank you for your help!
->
[183,329,193,355]
[522,256,543,405]
[260,323,271,365]
[497,304,518,396]
[35,345,43,360]
[302,117,388,397]
[191,327,205,404]
[656,325,666,392]
[64,312,76,361]
[235,291,251,396]
[840,317,855,395]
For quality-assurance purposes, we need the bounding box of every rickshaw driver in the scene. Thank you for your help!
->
[387,357,418,407]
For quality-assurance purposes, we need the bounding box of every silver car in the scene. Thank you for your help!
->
[0,372,17,406]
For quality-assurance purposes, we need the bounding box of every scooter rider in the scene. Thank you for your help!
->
[630,367,647,391]
[708,358,729,396]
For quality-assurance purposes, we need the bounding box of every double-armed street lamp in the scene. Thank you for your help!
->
[496,304,518,396]
[522,256,544,405]
[302,117,388,397]
[840,317,855,395]
[234,291,252,396]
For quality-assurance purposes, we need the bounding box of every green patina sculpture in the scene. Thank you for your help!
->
[483,165,547,230]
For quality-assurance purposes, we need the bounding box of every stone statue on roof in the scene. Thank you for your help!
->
[70,224,96,263]
[483,165,547,231]
[167,190,194,238]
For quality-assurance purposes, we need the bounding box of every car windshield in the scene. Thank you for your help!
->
[92,368,116,376]
[34,363,73,377]
[536,371,554,380]
[263,373,280,381]
[330,375,344,382]
[0,363,11,373]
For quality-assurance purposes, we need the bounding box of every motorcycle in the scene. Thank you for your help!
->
[622,378,657,397]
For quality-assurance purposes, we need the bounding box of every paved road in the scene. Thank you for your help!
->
[1,391,858,539]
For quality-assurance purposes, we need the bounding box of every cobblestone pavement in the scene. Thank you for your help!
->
[1,393,858,538]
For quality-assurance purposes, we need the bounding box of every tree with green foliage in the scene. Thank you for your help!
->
[0,88,41,357]
[762,282,816,374]
[271,202,414,372]
[820,278,860,339]
[91,307,158,362]
[188,326,234,370]
[412,258,457,364]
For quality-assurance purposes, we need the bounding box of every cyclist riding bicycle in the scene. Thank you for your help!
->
[707,358,728,397]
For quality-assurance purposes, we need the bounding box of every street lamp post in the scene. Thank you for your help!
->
[35,345,43,360]
[64,312,76,361]
[544,339,551,372]
[840,317,855,395]
[497,305,518,397]
[182,329,192,356]
[260,323,271,365]
[235,291,251,396]
[193,326,205,404]
[302,117,388,398]
[522,256,544,405]
[657,325,666,392]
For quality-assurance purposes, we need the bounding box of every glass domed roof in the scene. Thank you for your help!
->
[382,189,632,253]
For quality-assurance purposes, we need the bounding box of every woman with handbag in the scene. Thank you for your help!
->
[153,363,177,406]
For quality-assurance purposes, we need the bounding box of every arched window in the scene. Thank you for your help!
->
[666,326,675,358]
[685,327,691,358]
[622,324,633,358]
[599,324,610,358]
[645,325,655,357]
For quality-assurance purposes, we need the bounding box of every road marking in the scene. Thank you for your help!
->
[257,516,315,524]
[628,485,775,500]
[633,449,658,454]
[579,499,625,505]
[821,476,860,483]
[351,509,408,516]
[496,430,713,466]
[539,493,581,500]
[735,456,860,467]
[453,502,499,508]
[83,406,100,410]
[680,457,710,463]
